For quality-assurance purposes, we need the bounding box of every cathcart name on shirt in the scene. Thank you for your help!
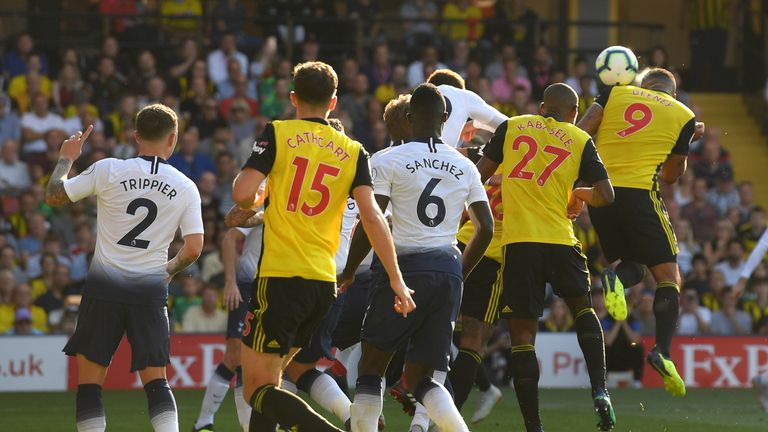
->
[120,178,178,200]
[405,158,465,180]
[286,131,351,162]
[515,120,574,147]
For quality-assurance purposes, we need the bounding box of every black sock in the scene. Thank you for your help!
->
[76,384,106,430]
[248,409,277,432]
[250,384,341,432]
[296,368,324,394]
[575,308,607,394]
[475,362,491,392]
[449,349,482,409]
[616,261,645,286]
[144,378,177,429]
[215,363,235,382]
[235,366,243,387]
[510,346,541,432]
[654,283,680,357]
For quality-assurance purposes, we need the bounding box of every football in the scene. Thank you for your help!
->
[595,45,639,86]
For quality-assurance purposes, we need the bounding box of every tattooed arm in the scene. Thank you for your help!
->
[166,233,204,280]
[45,125,94,207]
[225,205,257,228]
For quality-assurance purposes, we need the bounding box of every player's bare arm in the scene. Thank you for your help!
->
[351,185,415,316]
[166,233,203,280]
[475,156,500,184]
[45,125,94,207]
[221,228,246,310]
[224,205,258,228]
[660,154,689,184]
[461,200,494,280]
[576,104,604,136]
[571,179,615,208]
[227,167,266,227]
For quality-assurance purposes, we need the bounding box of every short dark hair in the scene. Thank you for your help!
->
[409,83,445,118]
[292,61,338,106]
[641,68,676,92]
[135,104,177,141]
[427,69,465,89]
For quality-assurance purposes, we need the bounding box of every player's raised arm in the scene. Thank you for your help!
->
[45,124,94,206]
[660,118,699,184]
[227,124,274,227]
[733,227,768,297]
[461,199,494,280]
[221,228,247,310]
[475,121,507,183]
[570,138,615,212]
[577,86,611,136]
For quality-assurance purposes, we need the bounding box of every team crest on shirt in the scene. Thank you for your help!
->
[371,167,377,181]
[252,139,269,154]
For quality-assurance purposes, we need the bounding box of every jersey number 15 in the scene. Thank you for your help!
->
[287,156,341,216]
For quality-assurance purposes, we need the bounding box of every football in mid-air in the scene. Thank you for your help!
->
[595,45,639,86]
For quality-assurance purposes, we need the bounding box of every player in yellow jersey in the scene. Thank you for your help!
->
[226,61,414,431]
[578,68,705,397]
[477,83,616,432]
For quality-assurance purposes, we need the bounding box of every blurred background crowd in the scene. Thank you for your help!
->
[0,0,766,388]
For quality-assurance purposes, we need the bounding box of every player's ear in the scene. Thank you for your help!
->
[539,102,545,115]
[289,91,298,108]
[327,94,337,112]
[442,111,448,122]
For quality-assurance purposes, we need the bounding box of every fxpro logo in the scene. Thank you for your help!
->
[131,343,226,388]
[0,354,44,378]
[681,344,768,387]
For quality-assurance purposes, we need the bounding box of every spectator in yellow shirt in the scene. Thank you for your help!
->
[0,283,47,333]
[8,54,52,113]
[161,0,203,34]
[442,0,484,43]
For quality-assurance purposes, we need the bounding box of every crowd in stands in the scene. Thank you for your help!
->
[0,0,765,385]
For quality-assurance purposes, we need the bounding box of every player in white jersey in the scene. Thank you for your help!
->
[342,84,494,432]
[193,212,263,432]
[45,105,204,432]
[426,69,507,152]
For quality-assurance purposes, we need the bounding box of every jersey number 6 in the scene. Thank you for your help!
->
[288,156,341,216]
[508,135,571,186]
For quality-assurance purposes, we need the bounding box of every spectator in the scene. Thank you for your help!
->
[8,190,40,238]
[681,177,720,241]
[259,58,292,107]
[259,77,291,119]
[34,264,77,315]
[678,288,711,335]
[3,33,49,78]
[168,38,201,85]
[160,0,203,35]
[686,0,729,89]
[219,75,259,119]
[197,171,221,217]
[181,284,227,333]
[674,219,699,275]
[63,101,104,137]
[633,289,656,336]
[227,98,258,145]
[215,58,257,101]
[8,54,53,113]
[67,222,94,282]
[105,95,138,143]
[703,218,736,265]
[128,50,161,95]
[671,69,691,107]
[743,278,768,330]
[702,270,728,311]
[692,129,731,187]
[338,73,372,141]
[710,289,751,334]
[366,44,393,91]
[538,298,574,332]
[595,289,644,387]
[26,235,72,279]
[6,308,42,335]
[0,283,47,333]
[168,127,216,182]
[52,63,84,113]
[138,76,167,109]
[530,45,554,100]
[442,0,484,44]
[739,206,767,254]
[207,32,248,86]
[566,55,598,95]
[28,252,58,299]
[0,139,32,195]
[176,60,213,101]
[647,45,669,69]
[0,246,26,284]
[464,58,484,92]
[486,43,528,82]
[713,240,746,286]
[735,181,754,223]
[191,98,227,141]
[210,0,247,43]
[491,58,531,104]
[400,0,440,54]
[18,213,48,256]
[213,151,236,215]
[673,169,695,206]
[707,168,739,215]
[0,269,14,307]
[180,76,212,127]
[249,36,278,80]
[0,93,21,144]
[407,45,447,89]
[91,56,127,116]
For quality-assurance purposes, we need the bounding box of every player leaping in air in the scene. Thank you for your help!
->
[477,83,616,432]
[342,83,494,432]
[578,68,705,397]
[46,105,205,432]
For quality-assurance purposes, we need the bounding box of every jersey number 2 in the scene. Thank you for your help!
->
[616,103,652,137]
[508,135,571,186]
[117,198,157,249]
[287,156,341,216]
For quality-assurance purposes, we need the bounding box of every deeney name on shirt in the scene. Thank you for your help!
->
[405,157,465,180]
[120,178,178,200]
[286,131,352,163]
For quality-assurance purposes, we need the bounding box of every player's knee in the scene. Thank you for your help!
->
[459,317,484,352]
[404,364,432,392]
[506,318,537,346]
[616,261,645,286]
[650,262,681,287]
[138,367,167,386]
[563,296,591,317]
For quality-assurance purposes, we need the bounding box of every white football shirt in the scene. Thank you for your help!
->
[437,84,508,149]
[235,225,264,285]
[371,139,487,252]
[63,156,203,305]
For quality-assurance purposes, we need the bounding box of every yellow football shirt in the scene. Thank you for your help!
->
[243,118,371,282]
[457,183,504,263]
[594,85,695,190]
[483,115,608,246]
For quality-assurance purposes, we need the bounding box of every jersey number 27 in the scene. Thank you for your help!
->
[508,135,571,186]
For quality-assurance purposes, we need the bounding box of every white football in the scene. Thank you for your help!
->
[595,46,639,86]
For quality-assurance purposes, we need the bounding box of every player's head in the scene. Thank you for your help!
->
[540,83,579,123]
[383,94,412,143]
[407,83,447,137]
[426,69,465,90]
[291,61,339,116]
[641,68,676,96]
[134,103,178,158]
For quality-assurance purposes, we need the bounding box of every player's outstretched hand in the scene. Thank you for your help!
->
[60,125,94,161]
[693,121,706,141]
[391,280,416,317]
[732,277,747,300]
[461,120,478,143]
[337,270,355,294]
[567,194,584,220]
[223,280,243,310]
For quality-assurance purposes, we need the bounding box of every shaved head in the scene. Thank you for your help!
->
[541,83,578,123]
[408,83,447,136]
[641,68,676,95]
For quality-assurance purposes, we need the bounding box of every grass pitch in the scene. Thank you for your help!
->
[2,387,767,431]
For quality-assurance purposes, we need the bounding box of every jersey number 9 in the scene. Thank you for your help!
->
[616,103,653,138]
